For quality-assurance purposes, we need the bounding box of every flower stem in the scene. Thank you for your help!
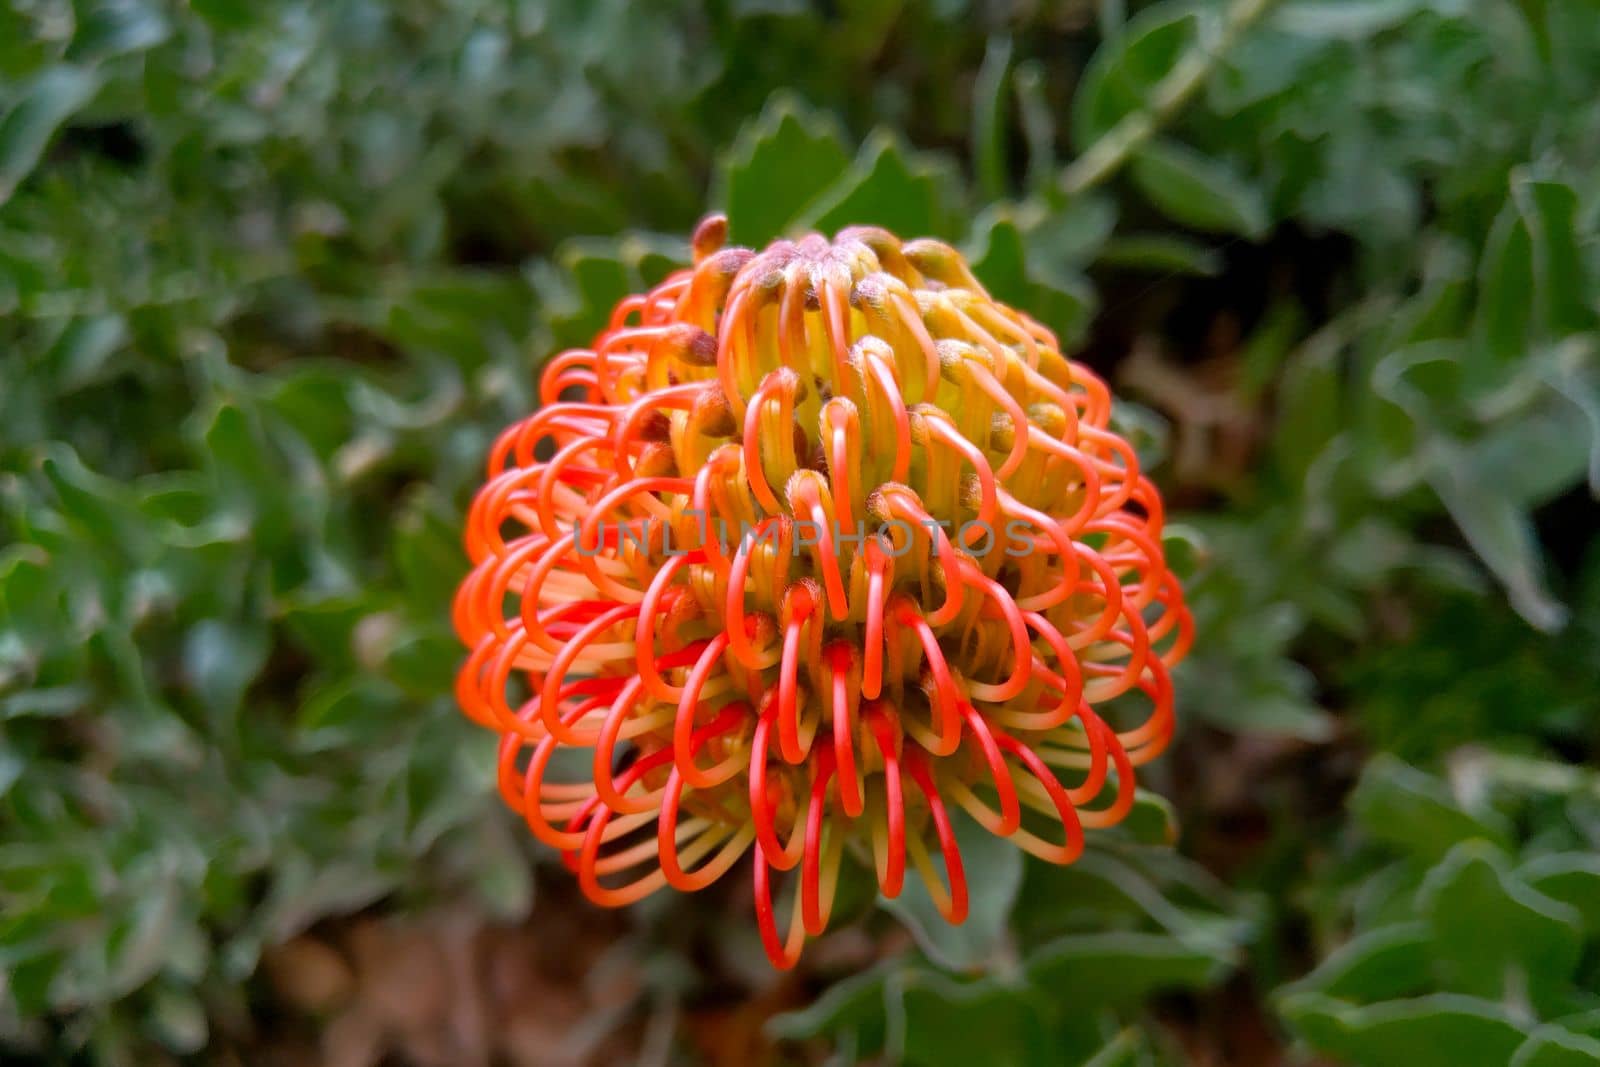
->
[1059,0,1278,199]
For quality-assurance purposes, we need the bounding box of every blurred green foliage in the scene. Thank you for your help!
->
[3,0,1598,1064]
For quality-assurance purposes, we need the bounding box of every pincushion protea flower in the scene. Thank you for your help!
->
[454,215,1191,968]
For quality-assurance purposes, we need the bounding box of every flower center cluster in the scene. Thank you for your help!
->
[455,216,1191,968]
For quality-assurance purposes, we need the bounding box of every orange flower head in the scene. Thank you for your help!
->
[454,217,1192,968]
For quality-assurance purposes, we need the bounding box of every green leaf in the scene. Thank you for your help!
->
[296,676,402,745]
[804,130,960,240]
[968,210,1035,306]
[1298,129,1419,242]
[1080,1029,1143,1067]
[543,243,631,346]
[765,963,894,1044]
[198,402,292,540]
[1473,175,1596,378]
[1283,922,1433,1002]
[1464,395,1594,508]
[1552,1009,1600,1042]
[768,964,1055,1066]
[717,93,852,245]
[538,234,687,349]
[1518,854,1600,932]
[1512,177,1594,337]
[1349,755,1513,862]
[146,985,207,1055]
[972,36,1014,200]
[38,444,157,563]
[1512,1027,1600,1067]
[266,368,358,462]
[1015,850,1252,960]
[967,208,1095,344]
[1272,0,1435,39]
[1272,335,1343,483]
[1115,790,1180,847]
[1474,195,1537,368]
[1071,3,1203,148]
[1111,400,1172,472]
[1429,444,1566,631]
[1543,343,1600,495]
[1130,139,1268,238]
[392,489,465,611]
[1417,841,1584,1008]
[1280,992,1528,1067]
[48,313,129,391]
[1179,642,1334,742]
[69,1,172,62]
[881,809,1021,970]
[0,65,102,205]
[1013,60,1056,194]
[1238,302,1306,398]
[107,876,183,997]
[898,972,1052,1067]
[182,619,270,725]
[382,623,460,696]
[1023,931,1233,1006]
[1367,340,1465,491]
[1210,26,1328,113]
